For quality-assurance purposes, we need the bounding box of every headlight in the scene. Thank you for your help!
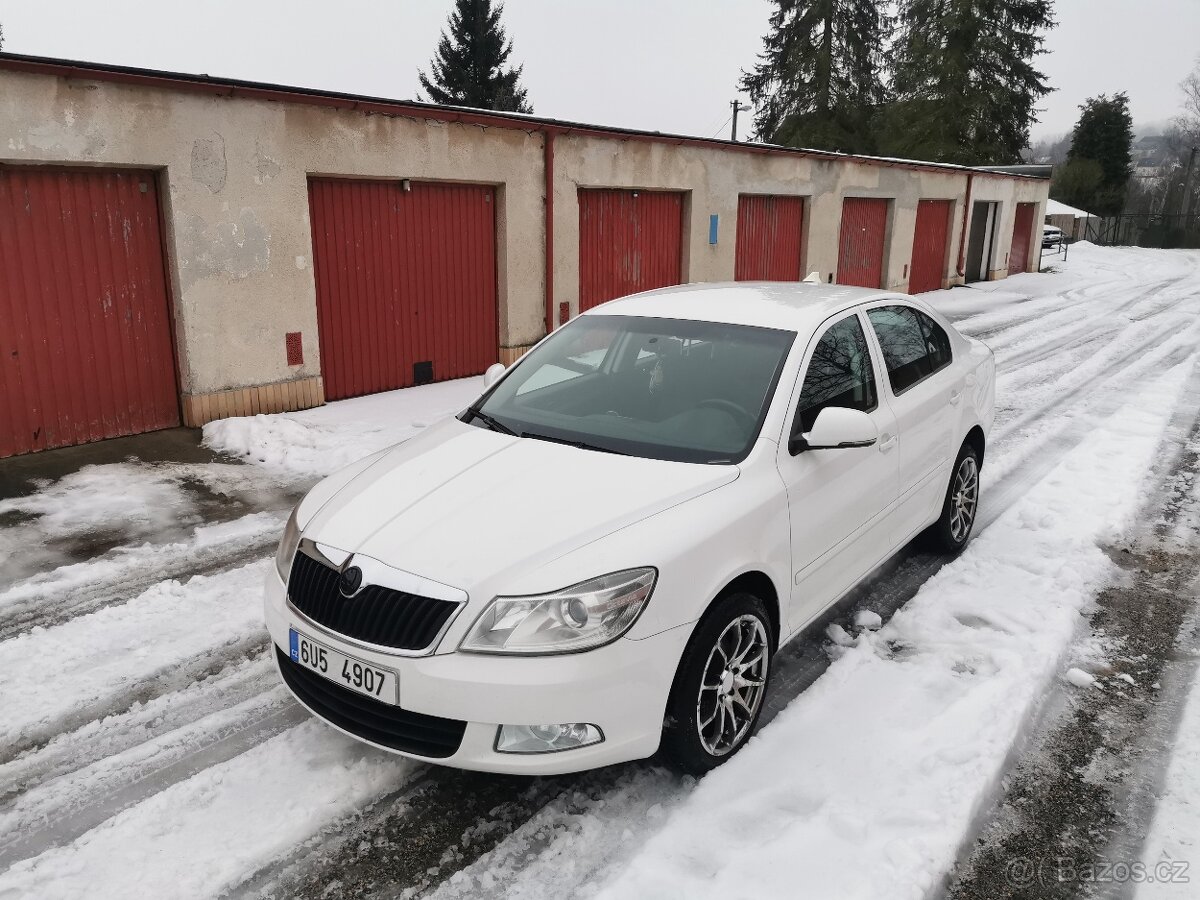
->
[275,507,302,583]
[460,568,657,655]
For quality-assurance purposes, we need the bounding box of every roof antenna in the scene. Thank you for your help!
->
[802,271,821,284]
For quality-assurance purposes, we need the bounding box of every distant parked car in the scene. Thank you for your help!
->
[267,283,996,775]
[1042,224,1064,248]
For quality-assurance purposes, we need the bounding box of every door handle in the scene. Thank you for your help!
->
[949,388,963,405]
[878,434,897,453]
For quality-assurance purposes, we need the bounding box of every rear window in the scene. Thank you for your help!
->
[867,305,953,393]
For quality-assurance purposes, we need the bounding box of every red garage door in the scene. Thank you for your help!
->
[308,179,498,401]
[578,189,683,311]
[0,167,179,459]
[735,195,805,281]
[1009,202,1036,275]
[908,199,953,294]
[836,198,890,288]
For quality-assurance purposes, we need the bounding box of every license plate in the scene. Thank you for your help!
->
[289,628,398,705]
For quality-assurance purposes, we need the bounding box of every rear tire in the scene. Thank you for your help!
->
[661,593,772,775]
[925,442,980,554]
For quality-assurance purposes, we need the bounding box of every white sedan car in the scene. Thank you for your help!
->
[267,283,995,775]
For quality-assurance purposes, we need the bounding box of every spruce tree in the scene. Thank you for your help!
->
[740,0,890,154]
[418,0,532,113]
[1064,93,1134,216]
[886,0,1054,165]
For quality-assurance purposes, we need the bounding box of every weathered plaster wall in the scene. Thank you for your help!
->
[0,70,543,397]
[551,137,1009,321]
[969,173,1048,277]
[1,65,1049,421]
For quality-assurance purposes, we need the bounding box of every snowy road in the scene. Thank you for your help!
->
[2,244,1200,899]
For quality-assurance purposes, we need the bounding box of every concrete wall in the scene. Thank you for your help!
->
[0,69,543,410]
[0,64,1050,427]
[969,173,1048,278]
[551,137,972,321]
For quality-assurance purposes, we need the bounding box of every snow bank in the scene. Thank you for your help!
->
[203,376,485,479]
[594,363,1191,900]
[1136,635,1200,898]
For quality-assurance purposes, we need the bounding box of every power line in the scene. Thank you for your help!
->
[710,113,734,139]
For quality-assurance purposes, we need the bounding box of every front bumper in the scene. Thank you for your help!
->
[264,568,689,775]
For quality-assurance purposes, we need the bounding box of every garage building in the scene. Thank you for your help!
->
[0,53,1049,458]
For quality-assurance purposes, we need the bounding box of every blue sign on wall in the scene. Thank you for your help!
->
[709,214,719,245]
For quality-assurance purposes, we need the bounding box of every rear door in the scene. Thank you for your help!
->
[864,304,958,536]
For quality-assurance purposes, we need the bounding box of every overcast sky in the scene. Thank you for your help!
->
[1,0,1197,143]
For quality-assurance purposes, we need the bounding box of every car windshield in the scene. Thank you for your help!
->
[466,315,795,464]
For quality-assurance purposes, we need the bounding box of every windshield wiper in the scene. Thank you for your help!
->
[520,430,629,455]
[464,407,517,436]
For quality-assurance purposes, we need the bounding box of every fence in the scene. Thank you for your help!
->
[1081,213,1200,249]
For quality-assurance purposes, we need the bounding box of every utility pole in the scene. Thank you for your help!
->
[730,99,751,142]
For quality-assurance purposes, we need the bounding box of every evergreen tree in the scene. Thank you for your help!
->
[740,0,889,154]
[1064,93,1134,216]
[418,0,532,113]
[885,0,1054,165]
[1050,158,1103,212]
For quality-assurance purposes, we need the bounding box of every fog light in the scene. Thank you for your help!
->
[495,723,604,754]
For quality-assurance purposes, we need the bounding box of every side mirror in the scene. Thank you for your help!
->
[789,407,878,455]
[482,362,506,390]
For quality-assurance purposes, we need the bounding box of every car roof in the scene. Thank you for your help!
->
[582,281,904,332]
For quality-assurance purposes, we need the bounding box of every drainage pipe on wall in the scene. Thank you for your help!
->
[956,172,974,278]
[543,129,556,338]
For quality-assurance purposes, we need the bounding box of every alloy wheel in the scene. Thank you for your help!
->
[950,455,979,543]
[696,614,769,756]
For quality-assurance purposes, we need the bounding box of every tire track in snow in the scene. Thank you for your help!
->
[0,722,420,900]
[0,561,272,763]
[6,246,1200,899]
[253,324,1200,896]
[0,511,284,640]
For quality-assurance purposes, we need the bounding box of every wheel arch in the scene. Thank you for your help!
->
[964,425,986,468]
[712,569,781,651]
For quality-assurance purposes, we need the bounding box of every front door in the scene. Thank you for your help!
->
[777,311,899,630]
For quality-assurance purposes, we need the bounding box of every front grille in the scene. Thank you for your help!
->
[287,550,459,652]
[276,647,467,757]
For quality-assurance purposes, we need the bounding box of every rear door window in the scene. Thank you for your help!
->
[915,310,953,374]
[867,306,932,393]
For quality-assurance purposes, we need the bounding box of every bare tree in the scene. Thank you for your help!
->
[1176,56,1200,142]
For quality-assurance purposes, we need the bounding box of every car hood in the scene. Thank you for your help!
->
[303,418,738,590]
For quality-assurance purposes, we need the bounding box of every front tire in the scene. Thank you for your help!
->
[926,443,980,553]
[661,593,772,775]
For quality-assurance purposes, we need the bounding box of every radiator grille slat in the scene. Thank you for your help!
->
[287,552,459,652]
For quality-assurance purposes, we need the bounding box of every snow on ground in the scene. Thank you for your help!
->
[203,375,485,479]
[0,722,416,900]
[0,561,272,753]
[451,363,1194,900]
[1136,435,1200,900]
[2,244,1200,899]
